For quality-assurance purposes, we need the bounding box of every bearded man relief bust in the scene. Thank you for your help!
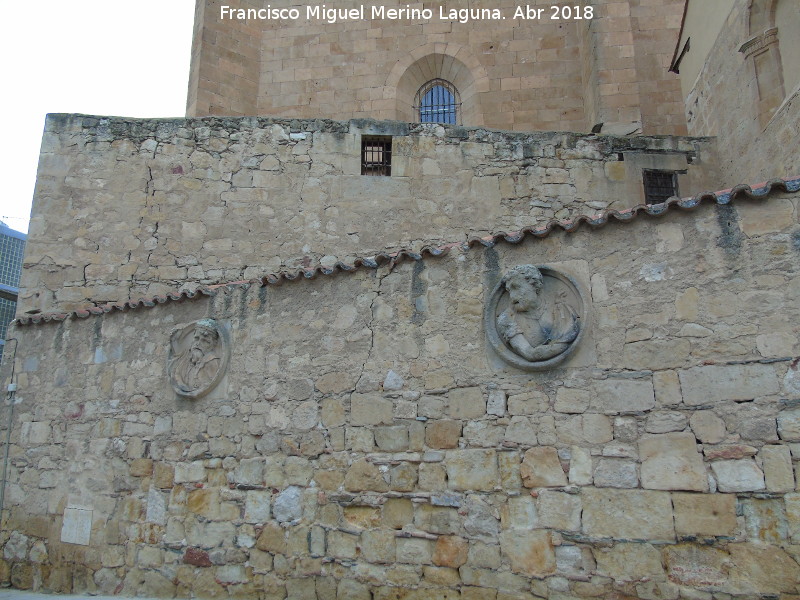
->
[485,265,586,371]
[167,319,230,398]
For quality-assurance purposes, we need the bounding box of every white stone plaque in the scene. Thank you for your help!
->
[61,506,92,545]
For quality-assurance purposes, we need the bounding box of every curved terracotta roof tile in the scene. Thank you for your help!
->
[15,176,800,326]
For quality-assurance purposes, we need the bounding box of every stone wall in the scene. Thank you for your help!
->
[188,0,688,134]
[23,114,715,315]
[2,186,799,598]
[683,0,800,184]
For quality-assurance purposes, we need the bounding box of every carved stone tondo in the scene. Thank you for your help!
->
[167,319,230,398]
[485,265,586,371]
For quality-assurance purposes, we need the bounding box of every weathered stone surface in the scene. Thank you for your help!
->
[582,489,675,541]
[273,486,303,523]
[351,394,393,426]
[244,491,271,523]
[520,447,567,488]
[653,370,682,406]
[639,432,708,491]
[499,530,556,578]
[448,387,485,419]
[672,493,737,537]
[425,420,461,449]
[432,536,468,568]
[446,450,498,491]
[536,490,581,531]
[568,446,593,485]
[645,411,687,433]
[778,408,800,441]
[786,493,800,543]
[711,459,765,492]
[679,364,780,406]
[555,388,590,414]
[344,459,388,492]
[622,339,691,370]
[664,544,728,588]
[726,543,800,595]
[594,543,665,582]
[742,498,787,544]
[759,444,794,492]
[487,389,507,417]
[593,458,638,488]
[689,411,726,444]
[591,379,656,414]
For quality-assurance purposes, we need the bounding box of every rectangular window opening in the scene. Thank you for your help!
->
[361,136,392,176]
[643,169,678,205]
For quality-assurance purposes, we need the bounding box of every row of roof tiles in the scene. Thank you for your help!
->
[16,176,800,327]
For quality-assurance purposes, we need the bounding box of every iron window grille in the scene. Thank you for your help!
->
[361,136,392,176]
[643,170,679,205]
[414,79,461,125]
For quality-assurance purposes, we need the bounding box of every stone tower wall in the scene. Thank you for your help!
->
[187,0,689,135]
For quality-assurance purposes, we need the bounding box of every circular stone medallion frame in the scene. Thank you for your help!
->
[167,319,231,399]
[484,266,588,371]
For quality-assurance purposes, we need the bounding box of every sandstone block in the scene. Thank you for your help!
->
[778,408,800,441]
[344,459,388,492]
[426,420,462,449]
[520,447,567,488]
[448,387,485,419]
[499,530,556,578]
[689,411,726,443]
[592,379,655,414]
[645,411,687,433]
[759,444,794,492]
[653,370,682,406]
[582,489,675,541]
[174,461,206,483]
[639,432,708,491]
[664,544,728,588]
[153,463,174,489]
[672,493,737,537]
[594,543,664,582]
[711,459,765,492]
[244,491,271,523]
[396,538,432,564]
[500,495,537,530]
[537,490,581,531]
[726,543,800,595]
[555,388,590,414]
[507,392,548,415]
[382,498,413,530]
[623,339,690,370]
[568,446,593,485]
[679,364,779,406]
[351,393,393,426]
[273,486,303,523]
[446,450,498,491]
[487,389,507,416]
[360,530,396,564]
[583,413,613,444]
[432,536,468,568]
[786,493,800,543]
[374,425,409,452]
[593,458,638,488]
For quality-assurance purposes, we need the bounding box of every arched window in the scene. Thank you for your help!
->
[414,79,461,125]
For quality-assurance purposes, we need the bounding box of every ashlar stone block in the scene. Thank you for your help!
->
[594,543,665,582]
[672,493,737,537]
[582,489,675,541]
[520,447,567,488]
[591,379,655,414]
[711,459,765,492]
[639,432,708,492]
[759,444,794,492]
[679,364,779,406]
[499,530,556,578]
[446,450,498,491]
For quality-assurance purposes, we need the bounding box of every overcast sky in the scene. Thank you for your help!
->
[1,0,196,234]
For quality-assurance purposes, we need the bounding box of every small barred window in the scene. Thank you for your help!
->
[361,136,392,176]
[643,170,678,205]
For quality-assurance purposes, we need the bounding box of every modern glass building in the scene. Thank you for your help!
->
[0,221,26,358]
